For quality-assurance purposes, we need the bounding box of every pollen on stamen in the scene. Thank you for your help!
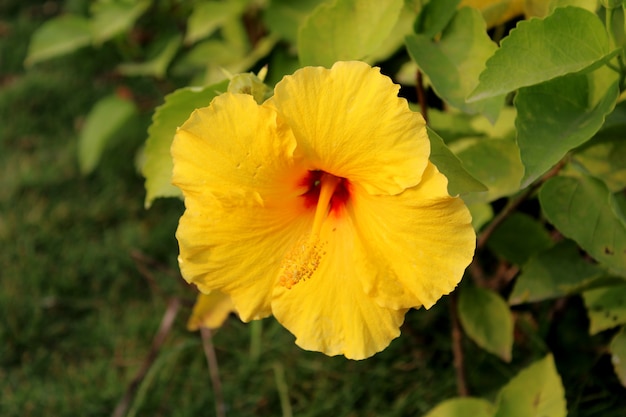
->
[279,234,327,289]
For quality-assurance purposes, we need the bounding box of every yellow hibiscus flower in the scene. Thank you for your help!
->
[172,61,475,360]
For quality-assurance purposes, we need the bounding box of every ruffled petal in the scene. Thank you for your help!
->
[271,61,430,196]
[271,215,407,360]
[172,93,313,321]
[352,162,476,309]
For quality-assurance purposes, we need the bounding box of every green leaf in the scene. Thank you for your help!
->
[185,0,246,45]
[90,0,152,45]
[413,0,460,38]
[78,94,138,175]
[468,203,494,231]
[455,139,524,204]
[539,175,626,275]
[610,327,626,387]
[509,240,606,305]
[494,355,567,417]
[458,285,514,362]
[516,65,619,188]
[487,212,554,265]
[298,0,403,67]
[143,80,229,208]
[263,0,325,44]
[24,15,92,66]
[583,283,626,334]
[468,6,618,102]
[424,397,495,417]
[406,8,504,122]
[427,128,487,195]
[573,112,626,192]
[117,34,182,79]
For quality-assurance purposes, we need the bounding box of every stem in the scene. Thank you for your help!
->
[201,327,226,417]
[111,298,180,417]
[416,69,428,124]
[476,160,565,250]
[249,320,263,363]
[449,293,469,396]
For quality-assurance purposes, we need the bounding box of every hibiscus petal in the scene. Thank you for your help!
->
[353,163,476,309]
[187,291,236,331]
[172,93,312,321]
[272,61,430,196]
[272,216,407,360]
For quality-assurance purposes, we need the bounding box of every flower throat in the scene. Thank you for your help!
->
[278,171,350,289]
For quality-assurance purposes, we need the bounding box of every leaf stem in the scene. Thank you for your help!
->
[416,69,428,123]
[476,159,566,250]
[449,292,469,397]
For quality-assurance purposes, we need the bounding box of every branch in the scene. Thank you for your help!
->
[449,293,469,396]
[201,327,226,417]
[111,298,180,417]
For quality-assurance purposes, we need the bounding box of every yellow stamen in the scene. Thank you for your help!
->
[278,173,341,289]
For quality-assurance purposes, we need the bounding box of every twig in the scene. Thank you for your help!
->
[476,160,565,250]
[416,69,428,124]
[449,293,469,396]
[111,298,181,417]
[201,327,226,417]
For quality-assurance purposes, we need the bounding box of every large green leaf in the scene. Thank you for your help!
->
[468,6,618,102]
[427,128,487,196]
[509,240,606,305]
[143,80,229,208]
[515,66,619,187]
[90,0,152,45]
[24,15,92,66]
[539,175,626,275]
[494,355,567,417]
[78,94,138,175]
[184,0,246,45]
[610,327,626,387]
[424,397,494,417]
[455,139,524,204]
[406,8,503,122]
[583,283,626,334]
[487,212,554,265]
[298,0,403,67]
[458,285,513,362]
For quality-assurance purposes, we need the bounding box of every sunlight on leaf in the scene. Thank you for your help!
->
[424,397,495,417]
[539,175,626,275]
[468,6,617,101]
[406,7,504,122]
[263,0,326,44]
[459,285,513,362]
[516,66,619,188]
[610,327,626,387]
[494,354,567,417]
[24,15,92,67]
[583,283,626,334]
[143,81,229,207]
[298,0,403,67]
[78,94,137,175]
[509,240,606,305]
